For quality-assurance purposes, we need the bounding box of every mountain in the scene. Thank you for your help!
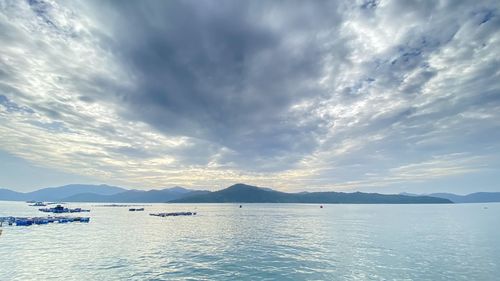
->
[0,184,126,202]
[4,183,498,204]
[399,192,418,197]
[0,184,209,203]
[27,184,126,201]
[63,187,209,203]
[428,192,500,203]
[0,188,25,201]
[398,192,500,203]
[170,183,452,204]
[170,184,288,203]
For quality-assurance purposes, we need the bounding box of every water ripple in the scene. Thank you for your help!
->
[1,202,499,280]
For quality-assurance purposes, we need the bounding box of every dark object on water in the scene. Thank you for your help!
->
[320,205,323,208]
[150,212,196,217]
[39,205,90,213]
[239,205,242,208]
[129,208,145,211]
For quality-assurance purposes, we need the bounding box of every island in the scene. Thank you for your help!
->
[169,184,452,204]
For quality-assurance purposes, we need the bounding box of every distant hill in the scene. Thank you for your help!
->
[0,184,126,202]
[64,187,209,203]
[428,192,500,203]
[0,184,210,203]
[170,183,452,204]
[4,183,498,204]
[0,188,26,201]
[28,184,126,201]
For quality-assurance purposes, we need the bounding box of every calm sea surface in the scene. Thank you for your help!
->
[0,201,499,280]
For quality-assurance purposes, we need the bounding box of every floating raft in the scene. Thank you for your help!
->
[150,212,196,217]
[29,202,47,207]
[0,216,90,226]
[39,205,90,213]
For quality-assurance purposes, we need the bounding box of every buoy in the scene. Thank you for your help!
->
[239,205,242,208]
[320,205,323,208]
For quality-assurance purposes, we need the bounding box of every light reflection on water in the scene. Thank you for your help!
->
[1,201,499,280]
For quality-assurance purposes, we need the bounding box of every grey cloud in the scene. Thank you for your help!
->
[78,0,344,170]
[78,96,95,103]
[1,0,499,191]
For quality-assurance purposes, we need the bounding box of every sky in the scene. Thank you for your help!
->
[0,0,499,194]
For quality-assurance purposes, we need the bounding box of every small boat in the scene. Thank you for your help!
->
[129,208,145,211]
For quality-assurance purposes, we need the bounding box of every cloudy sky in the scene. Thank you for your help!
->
[0,0,499,193]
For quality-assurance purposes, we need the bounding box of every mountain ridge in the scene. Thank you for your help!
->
[0,184,125,201]
[170,183,452,204]
[0,184,205,203]
[2,183,499,203]
[63,188,209,203]
[425,192,500,203]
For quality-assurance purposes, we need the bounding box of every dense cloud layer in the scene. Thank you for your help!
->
[0,0,499,191]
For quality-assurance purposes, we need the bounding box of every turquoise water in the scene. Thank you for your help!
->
[0,201,499,280]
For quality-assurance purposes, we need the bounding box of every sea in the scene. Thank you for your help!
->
[0,201,499,280]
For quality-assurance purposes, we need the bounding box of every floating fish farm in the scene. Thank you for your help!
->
[150,212,197,217]
[0,216,90,226]
[29,202,47,207]
[38,205,90,213]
